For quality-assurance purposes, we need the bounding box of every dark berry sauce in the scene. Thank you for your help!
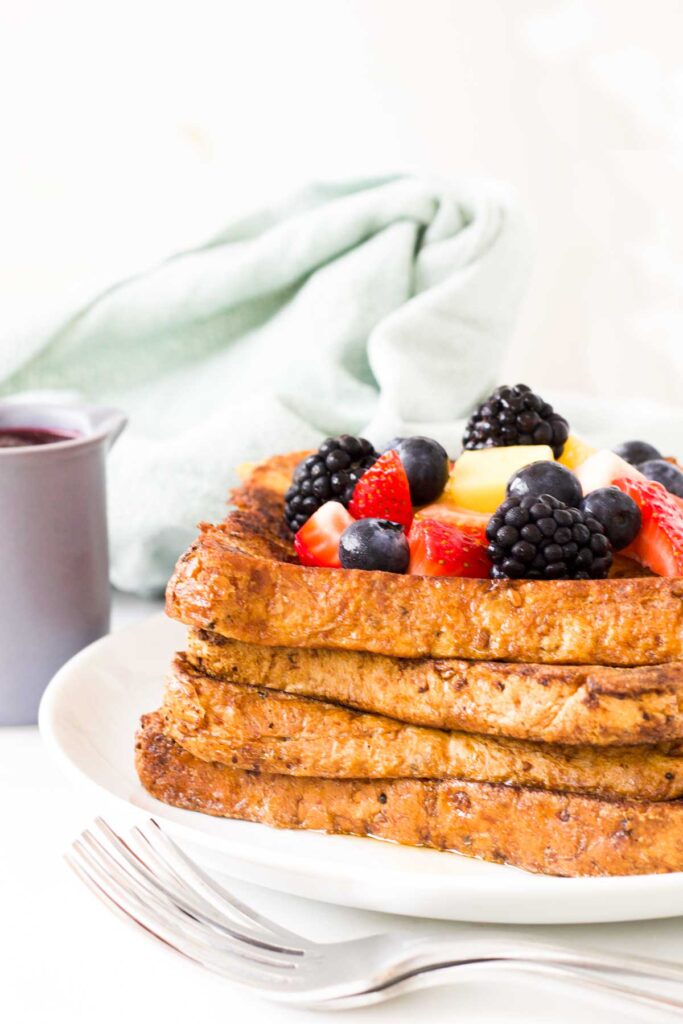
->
[0,428,80,449]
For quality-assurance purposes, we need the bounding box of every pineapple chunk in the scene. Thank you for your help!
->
[445,446,554,514]
[558,434,597,471]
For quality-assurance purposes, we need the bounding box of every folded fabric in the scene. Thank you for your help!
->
[0,176,531,594]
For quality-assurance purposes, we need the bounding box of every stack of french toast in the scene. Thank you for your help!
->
[136,384,683,877]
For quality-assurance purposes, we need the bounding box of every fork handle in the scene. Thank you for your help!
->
[381,936,683,987]
[328,958,683,1013]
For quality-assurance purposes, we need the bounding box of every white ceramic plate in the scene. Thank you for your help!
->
[39,613,683,925]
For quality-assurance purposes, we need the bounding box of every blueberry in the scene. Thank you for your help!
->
[338,519,409,573]
[580,487,641,551]
[392,436,450,506]
[506,462,582,508]
[613,440,661,466]
[638,459,683,499]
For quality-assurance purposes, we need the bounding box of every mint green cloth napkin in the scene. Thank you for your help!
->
[0,177,531,594]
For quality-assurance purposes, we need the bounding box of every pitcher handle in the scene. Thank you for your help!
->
[82,406,128,450]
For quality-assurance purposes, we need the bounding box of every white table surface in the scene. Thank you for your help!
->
[2,592,681,1024]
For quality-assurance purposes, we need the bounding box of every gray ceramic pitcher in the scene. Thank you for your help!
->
[0,401,126,725]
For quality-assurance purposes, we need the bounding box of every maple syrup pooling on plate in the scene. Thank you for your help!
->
[0,427,81,448]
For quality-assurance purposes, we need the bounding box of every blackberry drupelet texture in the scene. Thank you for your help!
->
[463,384,569,459]
[486,493,613,580]
[284,435,377,532]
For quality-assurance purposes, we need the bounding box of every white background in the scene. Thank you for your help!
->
[1,0,681,401]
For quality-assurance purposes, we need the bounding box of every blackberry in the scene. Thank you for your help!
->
[486,493,613,580]
[284,434,377,532]
[463,384,569,459]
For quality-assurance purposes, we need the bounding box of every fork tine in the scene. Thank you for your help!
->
[77,833,299,972]
[134,818,310,948]
[91,821,302,957]
[68,839,304,991]
[126,824,300,948]
[65,851,198,963]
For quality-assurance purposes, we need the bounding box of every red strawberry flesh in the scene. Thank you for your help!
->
[294,501,354,568]
[408,517,490,578]
[612,477,683,578]
[349,449,413,529]
[416,503,489,546]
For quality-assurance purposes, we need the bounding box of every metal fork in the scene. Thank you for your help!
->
[66,817,683,1013]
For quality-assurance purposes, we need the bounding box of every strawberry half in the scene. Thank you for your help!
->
[612,477,683,578]
[294,501,354,568]
[415,503,489,546]
[408,517,490,578]
[348,449,413,529]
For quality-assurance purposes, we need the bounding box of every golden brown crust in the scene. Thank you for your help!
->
[188,630,683,746]
[136,712,683,877]
[161,655,683,801]
[166,452,683,665]
[166,452,683,663]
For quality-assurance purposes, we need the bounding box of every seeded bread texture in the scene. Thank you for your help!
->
[136,713,683,877]
[188,630,683,746]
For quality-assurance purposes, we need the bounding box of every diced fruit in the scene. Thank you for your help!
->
[507,461,582,508]
[408,518,491,578]
[574,450,645,497]
[294,501,354,568]
[580,487,641,551]
[612,478,683,577]
[557,434,597,470]
[391,436,449,506]
[415,502,489,546]
[638,459,683,498]
[444,445,554,514]
[613,440,662,467]
[349,449,413,529]
[339,518,409,574]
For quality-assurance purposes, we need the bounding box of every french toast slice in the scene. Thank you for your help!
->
[188,630,683,746]
[160,655,683,802]
[166,452,683,666]
[136,712,683,877]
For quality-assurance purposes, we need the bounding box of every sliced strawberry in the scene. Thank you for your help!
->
[612,477,683,578]
[294,501,354,568]
[415,503,489,546]
[408,517,491,578]
[349,449,413,529]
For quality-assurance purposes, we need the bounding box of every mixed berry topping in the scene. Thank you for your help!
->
[284,435,376,532]
[283,391,682,580]
[463,384,569,459]
[486,494,613,580]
